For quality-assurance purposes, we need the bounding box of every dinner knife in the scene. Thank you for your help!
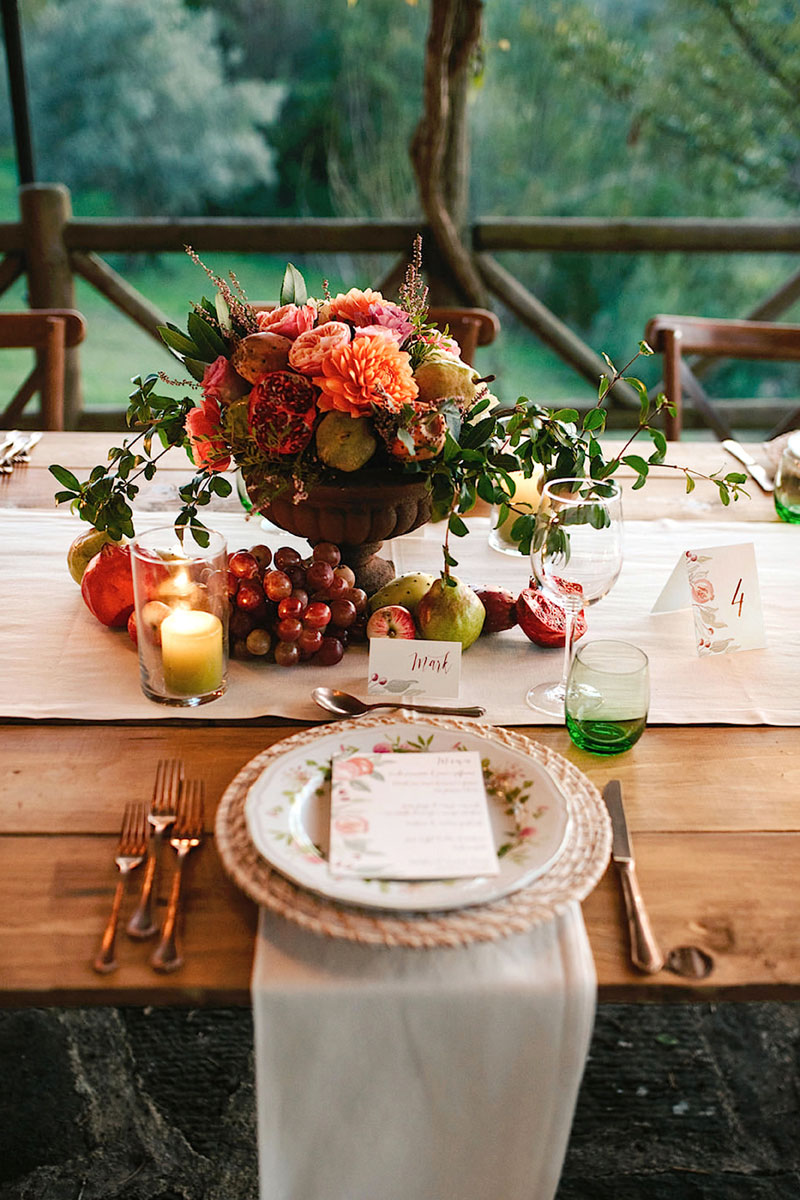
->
[602,780,665,974]
[721,439,774,494]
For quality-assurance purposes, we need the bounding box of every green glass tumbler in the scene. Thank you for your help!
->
[565,640,649,755]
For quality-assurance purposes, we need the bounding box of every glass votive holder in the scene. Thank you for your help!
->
[565,640,649,755]
[488,467,543,555]
[130,525,228,706]
[774,430,800,524]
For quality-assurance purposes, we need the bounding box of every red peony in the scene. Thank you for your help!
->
[248,371,319,456]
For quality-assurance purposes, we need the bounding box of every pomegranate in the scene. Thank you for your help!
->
[80,543,135,628]
[249,371,318,456]
[515,588,587,648]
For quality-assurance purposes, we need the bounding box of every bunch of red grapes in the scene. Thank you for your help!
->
[227,541,368,668]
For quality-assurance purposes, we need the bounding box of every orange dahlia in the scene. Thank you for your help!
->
[313,333,418,417]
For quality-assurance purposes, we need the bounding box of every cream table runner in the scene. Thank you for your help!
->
[2,508,798,724]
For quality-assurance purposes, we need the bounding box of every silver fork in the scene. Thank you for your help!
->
[151,781,205,974]
[127,758,184,939]
[93,803,149,974]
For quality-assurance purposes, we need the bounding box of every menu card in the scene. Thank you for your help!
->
[328,750,499,880]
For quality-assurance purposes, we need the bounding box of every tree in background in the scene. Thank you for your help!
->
[24,0,282,215]
[543,0,800,209]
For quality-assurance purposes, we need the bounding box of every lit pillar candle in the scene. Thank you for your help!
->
[492,466,544,549]
[160,609,224,696]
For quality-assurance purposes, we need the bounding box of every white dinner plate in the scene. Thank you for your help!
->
[244,720,571,912]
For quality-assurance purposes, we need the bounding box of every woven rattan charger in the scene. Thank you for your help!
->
[215,714,612,949]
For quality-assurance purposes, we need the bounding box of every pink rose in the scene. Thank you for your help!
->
[334,756,375,781]
[185,397,231,473]
[333,815,370,835]
[288,321,352,375]
[257,302,317,340]
[201,356,250,407]
[417,329,461,357]
[691,579,715,605]
[353,324,403,345]
[365,301,414,341]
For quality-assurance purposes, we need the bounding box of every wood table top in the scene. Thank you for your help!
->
[2,432,798,1006]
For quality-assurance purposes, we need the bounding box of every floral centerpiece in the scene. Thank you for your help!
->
[51,238,747,582]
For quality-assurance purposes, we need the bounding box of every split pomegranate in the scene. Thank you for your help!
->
[515,587,587,648]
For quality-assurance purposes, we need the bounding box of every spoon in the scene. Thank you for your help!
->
[312,687,485,720]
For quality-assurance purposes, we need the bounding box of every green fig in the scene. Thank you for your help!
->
[369,572,437,615]
[316,412,377,472]
[416,576,486,650]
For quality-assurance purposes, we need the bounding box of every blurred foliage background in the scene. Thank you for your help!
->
[0,0,799,417]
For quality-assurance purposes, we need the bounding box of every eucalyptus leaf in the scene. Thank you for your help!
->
[157,325,199,357]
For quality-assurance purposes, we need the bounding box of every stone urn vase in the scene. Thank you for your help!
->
[244,470,433,593]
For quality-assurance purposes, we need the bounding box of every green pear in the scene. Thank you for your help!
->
[316,412,377,472]
[67,527,120,584]
[414,351,478,406]
[369,572,437,615]
[416,576,486,650]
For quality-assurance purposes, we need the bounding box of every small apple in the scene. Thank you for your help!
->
[139,600,172,645]
[127,610,138,645]
[80,543,135,628]
[366,605,417,640]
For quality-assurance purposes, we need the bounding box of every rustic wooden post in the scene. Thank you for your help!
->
[18,183,82,427]
[411,0,486,306]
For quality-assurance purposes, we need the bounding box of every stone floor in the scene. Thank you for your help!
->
[2,1003,799,1199]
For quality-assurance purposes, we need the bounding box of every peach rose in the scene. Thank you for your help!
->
[256,302,317,340]
[185,397,231,472]
[313,333,418,417]
[289,321,352,375]
[201,356,250,407]
[691,579,715,605]
[320,287,385,326]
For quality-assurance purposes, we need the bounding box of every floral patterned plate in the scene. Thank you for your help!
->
[244,720,571,912]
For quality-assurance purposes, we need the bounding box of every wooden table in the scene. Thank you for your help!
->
[2,433,798,1006]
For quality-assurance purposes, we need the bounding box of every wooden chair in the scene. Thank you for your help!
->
[645,314,800,440]
[427,307,499,366]
[0,309,86,431]
[251,304,500,367]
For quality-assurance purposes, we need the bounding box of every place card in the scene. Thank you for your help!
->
[652,542,766,655]
[367,638,462,699]
[328,750,498,880]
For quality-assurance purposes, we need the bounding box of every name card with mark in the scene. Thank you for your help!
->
[652,542,766,656]
[367,638,462,699]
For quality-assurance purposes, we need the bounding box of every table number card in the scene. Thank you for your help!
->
[329,750,498,880]
[367,638,462,699]
[652,542,766,656]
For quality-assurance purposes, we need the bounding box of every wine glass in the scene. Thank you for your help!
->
[525,477,623,716]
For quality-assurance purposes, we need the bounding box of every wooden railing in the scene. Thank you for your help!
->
[3,184,800,430]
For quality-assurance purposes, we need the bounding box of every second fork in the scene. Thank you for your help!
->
[151,781,205,973]
[127,758,184,939]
